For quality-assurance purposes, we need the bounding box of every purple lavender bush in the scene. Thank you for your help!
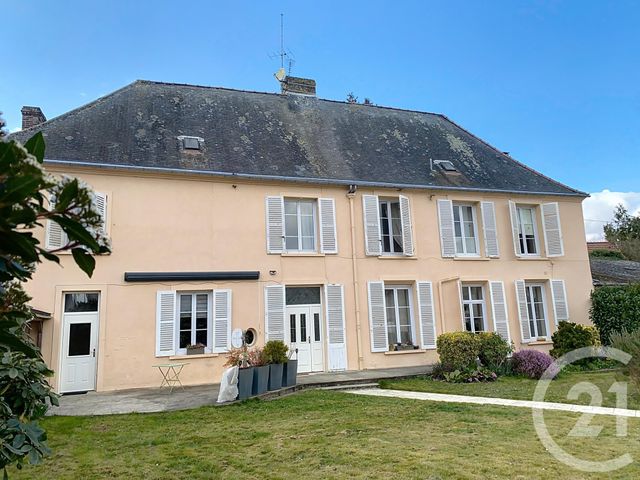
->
[512,350,559,379]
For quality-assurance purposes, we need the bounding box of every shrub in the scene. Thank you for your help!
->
[436,332,480,371]
[590,285,640,344]
[263,340,288,364]
[248,347,267,367]
[609,329,640,390]
[442,367,498,383]
[511,350,558,379]
[224,348,249,368]
[477,332,512,369]
[589,249,625,259]
[550,321,600,360]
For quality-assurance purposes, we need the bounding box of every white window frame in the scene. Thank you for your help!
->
[175,291,212,355]
[516,206,540,256]
[384,285,416,347]
[452,203,480,256]
[525,283,549,340]
[379,198,404,255]
[460,284,487,333]
[284,198,318,253]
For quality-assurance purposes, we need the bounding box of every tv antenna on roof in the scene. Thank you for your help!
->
[270,13,296,81]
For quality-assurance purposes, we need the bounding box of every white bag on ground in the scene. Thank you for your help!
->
[217,366,239,403]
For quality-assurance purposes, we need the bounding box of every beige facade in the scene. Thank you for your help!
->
[28,164,592,392]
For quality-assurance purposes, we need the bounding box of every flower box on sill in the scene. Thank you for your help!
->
[391,343,418,352]
[186,344,205,355]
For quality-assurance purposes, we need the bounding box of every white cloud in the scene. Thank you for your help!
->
[9,127,21,133]
[583,190,640,241]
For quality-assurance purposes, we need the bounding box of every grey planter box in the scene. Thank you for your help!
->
[252,365,269,396]
[282,360,298,387]
[237,367,254,400]
[268,363,283,391]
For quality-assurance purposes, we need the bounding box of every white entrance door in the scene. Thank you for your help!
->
[60,293,99,393]
[287,305,324,373]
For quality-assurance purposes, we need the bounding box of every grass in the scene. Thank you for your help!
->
[380,370,640,409]
[11,390,640,479]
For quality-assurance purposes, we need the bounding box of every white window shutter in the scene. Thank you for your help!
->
[213,290,232,352]
[437,199,455,258]
[515,280,531,343]
[489,281,511,343]
[362,195,381,256]
[45,196,67,249]
[550,279,569,325]
[481,201,500,258]
[325,284,347,371]
[156,290,176,357]
[416,281,437,349]
[399,195,414,256]
[542,202,564,257]
[265,196,284,254]
[93,192,108,233]
[318,198,338,254]
[367,281,388,352]
[509,201,522,257]
[264,285,285,341]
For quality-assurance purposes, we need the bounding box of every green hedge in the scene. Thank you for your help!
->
[550,321,600,360]
[590,285,640,344]
[436,332,480,371]
[476,332,512,368]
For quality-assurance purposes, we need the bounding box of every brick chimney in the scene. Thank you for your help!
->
[280,76,316,96]
[21,106,46,129]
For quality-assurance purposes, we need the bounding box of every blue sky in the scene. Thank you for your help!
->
[2,1,639,238]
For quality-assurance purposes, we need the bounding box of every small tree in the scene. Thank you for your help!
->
[604,204,640,261]
[346,92,358,104]
[0,125,111,477]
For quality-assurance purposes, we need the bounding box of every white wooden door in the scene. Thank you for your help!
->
[60,293,99,393]
[287,305,324,373]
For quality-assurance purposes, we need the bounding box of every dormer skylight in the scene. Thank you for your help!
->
[433,159,457,172]
[178,135,204,151]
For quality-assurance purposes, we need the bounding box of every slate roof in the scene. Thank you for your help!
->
[11,80,585,196]
[590,258,640,286]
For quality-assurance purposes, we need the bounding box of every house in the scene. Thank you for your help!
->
[590,257,640,286]
[587,241,618,253]
[11,77,593,393]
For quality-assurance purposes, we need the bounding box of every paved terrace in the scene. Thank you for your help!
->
[50,366,429,416]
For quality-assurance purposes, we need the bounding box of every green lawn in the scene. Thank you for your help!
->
[380,370,640,410]
[12,390,640,480]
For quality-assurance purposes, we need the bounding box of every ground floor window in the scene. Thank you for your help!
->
[461,284,486,333]
[525,284,547,338]
[385,286,414,348]
[178,292,210,351]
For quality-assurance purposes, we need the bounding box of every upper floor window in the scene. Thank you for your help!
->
[379,199,404,254]
[515,206,539,255]
[362,194,414,257]
[284,198,317,252]
[461,284,486,333]
[453,204,479,255]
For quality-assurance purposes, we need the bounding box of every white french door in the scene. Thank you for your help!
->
[287,305,324,373]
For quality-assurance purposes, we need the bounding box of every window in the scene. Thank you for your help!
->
[461,285,486,333]
[525,284,548,339]
[64,293,99,313]
[177,292,210,351]
[384,286,414,347]
[516,206,539,255]
[284,199,316,252]
[453,204,479,255]
[380,199,404,254]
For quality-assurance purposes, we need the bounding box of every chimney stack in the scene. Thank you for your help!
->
[21,106,46,129]
[280,76,316,96]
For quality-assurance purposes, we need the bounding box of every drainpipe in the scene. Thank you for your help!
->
[438,276,460,335]
[347,186,364,370]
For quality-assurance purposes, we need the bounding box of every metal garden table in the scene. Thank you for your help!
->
[153,362,189,393]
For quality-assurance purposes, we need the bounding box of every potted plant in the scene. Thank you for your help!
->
[224,348,254,400]
[249,347,269,396]
[282,347,298,387]
[186,343,205,355]
[263,340,288,391]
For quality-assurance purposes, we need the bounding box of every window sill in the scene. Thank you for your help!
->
[281,253,326,257]
[453,256,490,261]
[169,353,220,360]
[377,255,417,260]
[516,256,550,261]
[384,349,427,355]
[526,340,552,346]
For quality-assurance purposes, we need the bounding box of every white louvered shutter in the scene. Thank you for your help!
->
[550,279,569,325]
[94,192,107,233]
[325,284,347,370]
[437,199,455,257]
[213,290,232,352]
[515,280,531,343]
[265,285,285,341]
[156,291,176,357]
[481,201,499,258]
[489,281,511,343]
[362,195,381,256]
[509,201,522,257]
[318,198,338,254]
[265,196,284,254]
[45,196,67,249]
[399,195,414,256]
[367,281,388,352]
[542,202,564,257]
[417,281,437,349]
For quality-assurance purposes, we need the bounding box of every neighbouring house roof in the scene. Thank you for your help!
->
[587,241,618,252]
[590,258,640,286]
[29,307,52,320]
[10,80,585,196]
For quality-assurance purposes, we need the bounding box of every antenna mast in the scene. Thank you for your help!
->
[280,13,285,69]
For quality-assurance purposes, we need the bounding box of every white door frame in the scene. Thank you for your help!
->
[286,303,325,373]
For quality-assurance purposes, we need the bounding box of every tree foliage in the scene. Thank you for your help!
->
[0,125,111,477]
[590,285,640,344]
[604,204,640,261]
